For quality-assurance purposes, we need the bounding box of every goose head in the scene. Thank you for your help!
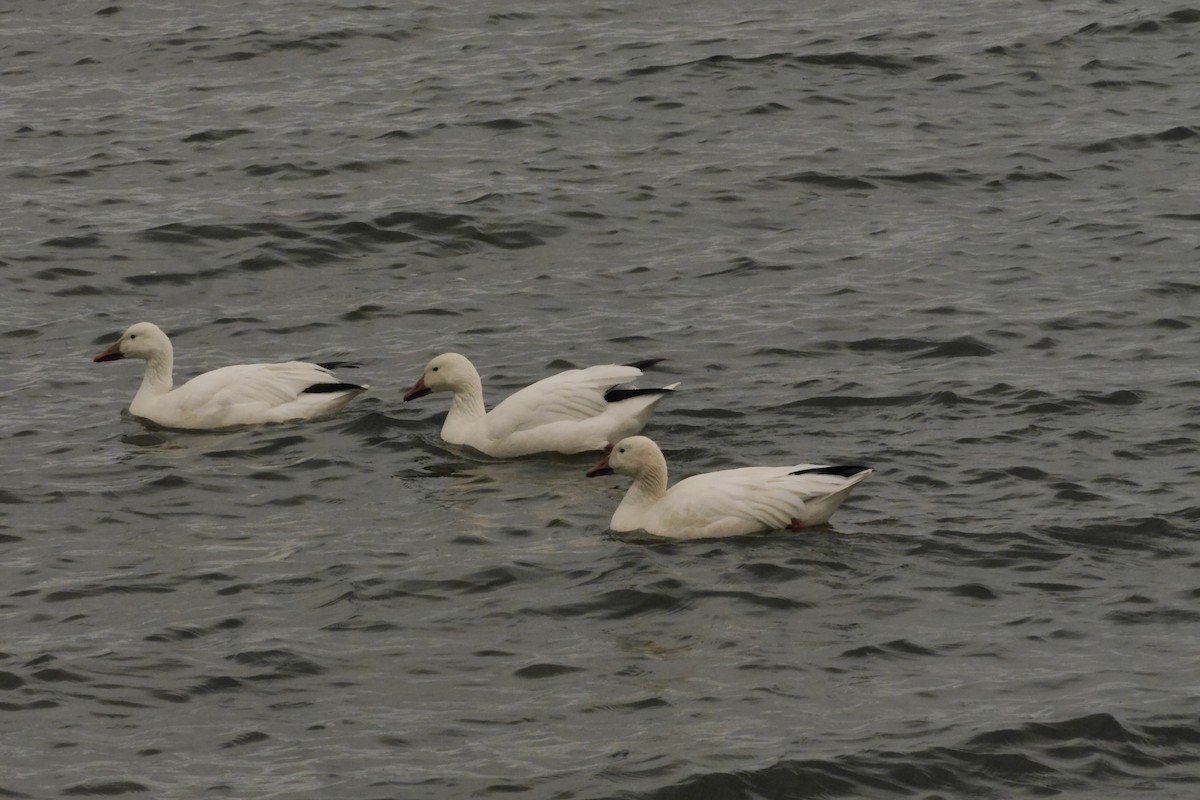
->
[93,322,171,363]
[586,435,660,478]
[403,352,479,401]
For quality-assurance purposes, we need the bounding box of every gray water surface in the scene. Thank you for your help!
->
[2,1,1199,797]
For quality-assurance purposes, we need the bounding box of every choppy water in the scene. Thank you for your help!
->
[3,1,1199,797]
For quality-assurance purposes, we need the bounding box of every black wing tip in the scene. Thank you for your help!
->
[789,465,871,478]
[604,386,675,403]
[303,382,368,394]
[316,360,361,371]
[624,358,665,371]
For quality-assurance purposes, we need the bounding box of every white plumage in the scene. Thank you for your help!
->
[587,436,871,539]
[403,352,676,457]
[93,322,367,430]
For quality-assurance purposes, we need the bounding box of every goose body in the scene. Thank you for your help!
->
[403,353,676,457]
[587,436,870,539]
[93,322,367,429]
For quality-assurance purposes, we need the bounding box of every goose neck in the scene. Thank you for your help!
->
[138,348,174,397]
[629,456,669,505]
[448,377,487,420]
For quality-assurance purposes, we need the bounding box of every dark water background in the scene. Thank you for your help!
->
[3,1,1199,797]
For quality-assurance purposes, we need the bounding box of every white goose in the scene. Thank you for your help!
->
[403,352,677,457]
[93,321,367,430]
[587,436,871,539]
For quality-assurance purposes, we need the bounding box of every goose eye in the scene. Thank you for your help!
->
[431,366,439,372]
[618,447,625,454]
[129,334,137,339]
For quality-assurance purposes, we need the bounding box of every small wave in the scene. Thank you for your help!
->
[467,117,533,131]
[621,50,925,81]
[181,676,243,697]
[126,208,561,283]
[1152,317,1190,330]
[744,101,790,115]
[1086,78,1171,90]
[1148,280,1200,296]
[1078,125,1199,153]
[514,662,586,679]
[970,712,1143,747]
[123,266,225,286]
[946,582,999,600]
[338,411,409,439]
[62,781,150,796]
[33,266,96,281]
[767,171,877,190]
[220,730,270,749]
[910,337,996,359]
[538,587,689,620]
[793,51,925,73]
[0,698,58,712]
[243,161,330,179]
[328,221,421,246]
[1001,389,1143,417]
[698,257,792,278]
[41,234,104,250]
[30,667,89,683]
[0,488,28,503]
[43,582,175,603]
[1039,516,1185,554]
[140,221,282,243]
[638,711,1200,798]
[1107,606,1200,625]
[144,617,244,643]
[180,128,253,143]
[1080,390,1142,406]
[201,434,309,459]
[986,169,1068,188]
[1051,481,1105,502]
[369,210,565,251]
[194,27,411,63]
[694,588,811,611]
[865,169,981,186]
[1056,8,1200,42]
[840,638,938,659]
[228,648,324,680]
[780,393,926,409]
[842,336,995,358]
